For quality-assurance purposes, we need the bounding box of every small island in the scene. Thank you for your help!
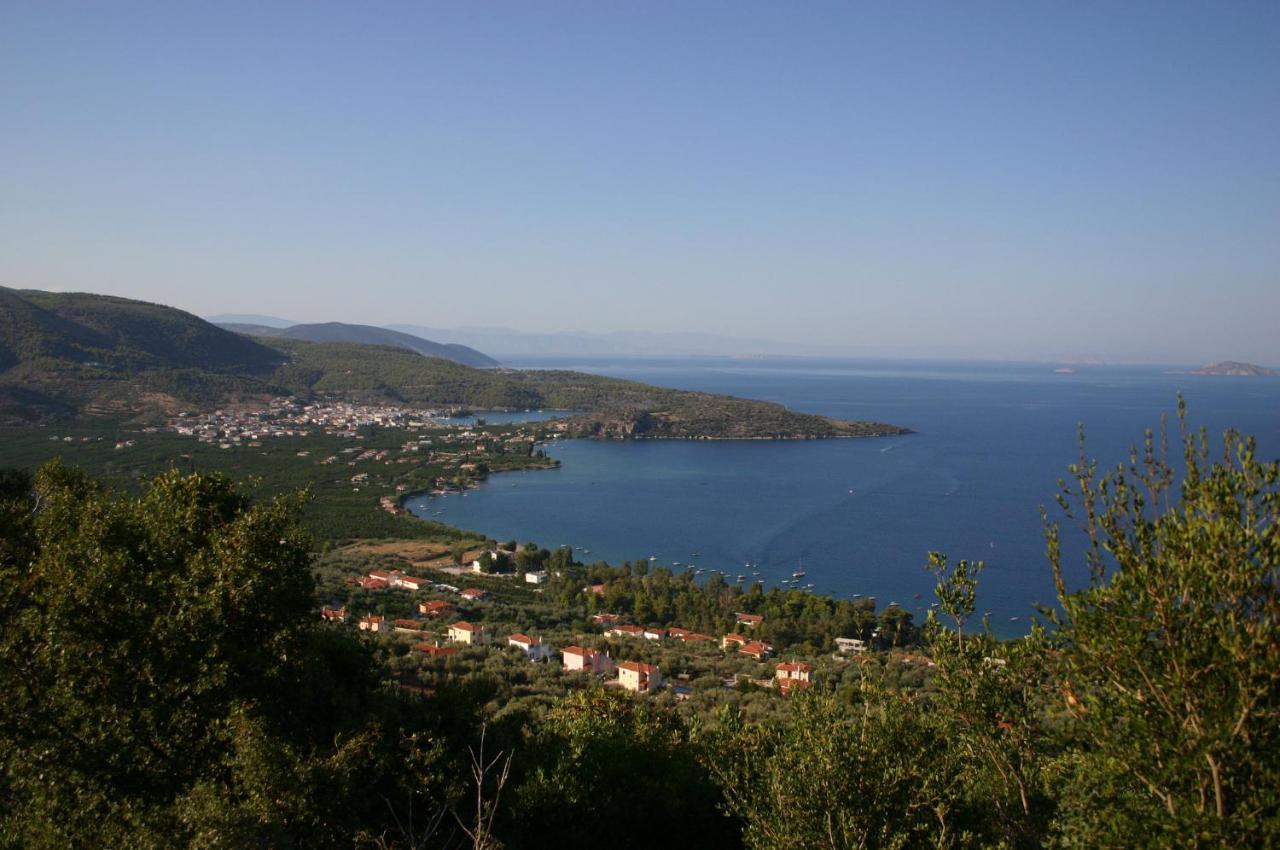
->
[1192,361,1277,377]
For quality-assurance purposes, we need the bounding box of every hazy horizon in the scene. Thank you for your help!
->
[4,3,1278,364]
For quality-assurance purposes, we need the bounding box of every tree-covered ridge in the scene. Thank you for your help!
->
[0,287,285,421]
[1,286,283,374]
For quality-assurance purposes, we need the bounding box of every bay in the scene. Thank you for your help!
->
[409,358,1280,635]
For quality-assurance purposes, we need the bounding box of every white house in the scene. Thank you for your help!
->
[835,637,868,654]
[524,571,548,585]
[775,661,813,694]
[508,633,552,661]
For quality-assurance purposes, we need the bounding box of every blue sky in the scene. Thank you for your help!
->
[2,2,1278,363]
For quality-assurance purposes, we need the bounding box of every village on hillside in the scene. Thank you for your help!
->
[318,559,909,703]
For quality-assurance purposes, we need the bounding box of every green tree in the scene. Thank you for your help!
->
[504,688,739,850]
[707,688,962,849]
[452,540,471,566]
[1043,406,1280,846]
[0,463,455,848]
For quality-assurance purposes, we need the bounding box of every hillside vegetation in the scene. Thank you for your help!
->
[0,287,283,420]
[0,288,904,438]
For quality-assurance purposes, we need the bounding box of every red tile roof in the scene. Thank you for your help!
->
[776,661,813,674]
[350,576,389,589]
[619,661,660,675]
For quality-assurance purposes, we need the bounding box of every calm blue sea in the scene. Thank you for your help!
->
[409,358,1280,635]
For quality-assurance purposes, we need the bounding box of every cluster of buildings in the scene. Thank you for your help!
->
[348,568,490,602]
[165,398,466,445]
[162,399,553,449]
[330,580,818,696]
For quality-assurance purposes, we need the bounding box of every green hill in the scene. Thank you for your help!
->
[1,287,281,373]
[0,287,285,420]
[0,288,906,438]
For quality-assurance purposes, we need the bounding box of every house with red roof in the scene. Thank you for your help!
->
[508,633,552,661]
[393,574,431,591]
[740,641,774,661]
[320,606,347,623]
[349,575,389,591]
[358,614,385,633]
[775,661,814,694]
[418,599,456,618]
[606,624,645,638]
[675,632,714,643]
[735,612,764,628]
[448,621,485,645]
[562,645,614,675]
[618,661,663,693]
[415,642,458,659]
[722,633,749,649]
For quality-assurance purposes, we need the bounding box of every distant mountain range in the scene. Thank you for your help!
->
[204,314,832,359]
[384,325,828,358]
[216,321,499,368]
[205,313,297,329]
